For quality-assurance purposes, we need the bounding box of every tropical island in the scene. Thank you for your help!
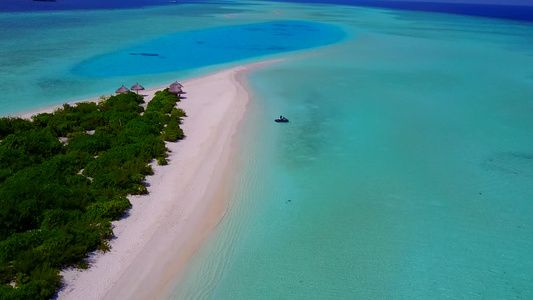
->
[0,89,185,299]
[2,0,531,298]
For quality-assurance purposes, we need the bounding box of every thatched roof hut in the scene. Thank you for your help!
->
[115,85,130,94]
[130,83,145,94]
[170,81,183,88]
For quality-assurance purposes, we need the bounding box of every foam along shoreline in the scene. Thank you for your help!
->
[49,60,280,300]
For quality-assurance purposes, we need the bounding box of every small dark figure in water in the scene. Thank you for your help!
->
[275,115,289,122]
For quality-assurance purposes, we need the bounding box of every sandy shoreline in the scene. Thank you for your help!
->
[32,60,279,300]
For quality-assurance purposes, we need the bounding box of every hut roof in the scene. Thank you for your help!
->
[170,81,183,88]
[115,85,130,94]
[130,83,145,91]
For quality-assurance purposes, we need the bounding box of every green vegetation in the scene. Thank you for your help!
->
[0,89,185,299]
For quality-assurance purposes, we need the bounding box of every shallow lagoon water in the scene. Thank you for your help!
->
[1,1,533,299]
[168,2,533,299]
[73,20,345,77]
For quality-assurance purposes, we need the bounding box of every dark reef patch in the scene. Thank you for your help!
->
[129,52,160,57]
[482,152,533,177]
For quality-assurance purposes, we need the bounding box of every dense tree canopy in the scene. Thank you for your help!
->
[0,89,185,299]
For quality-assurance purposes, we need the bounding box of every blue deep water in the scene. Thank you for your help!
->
[2,0,531,22]
[264,0,533,22]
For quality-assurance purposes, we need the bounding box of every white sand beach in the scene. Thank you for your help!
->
[30,61,280,300]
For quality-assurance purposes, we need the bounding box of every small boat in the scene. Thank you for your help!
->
[275,116,289,123]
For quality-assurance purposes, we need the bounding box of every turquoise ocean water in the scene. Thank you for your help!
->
[1,1,532,299]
